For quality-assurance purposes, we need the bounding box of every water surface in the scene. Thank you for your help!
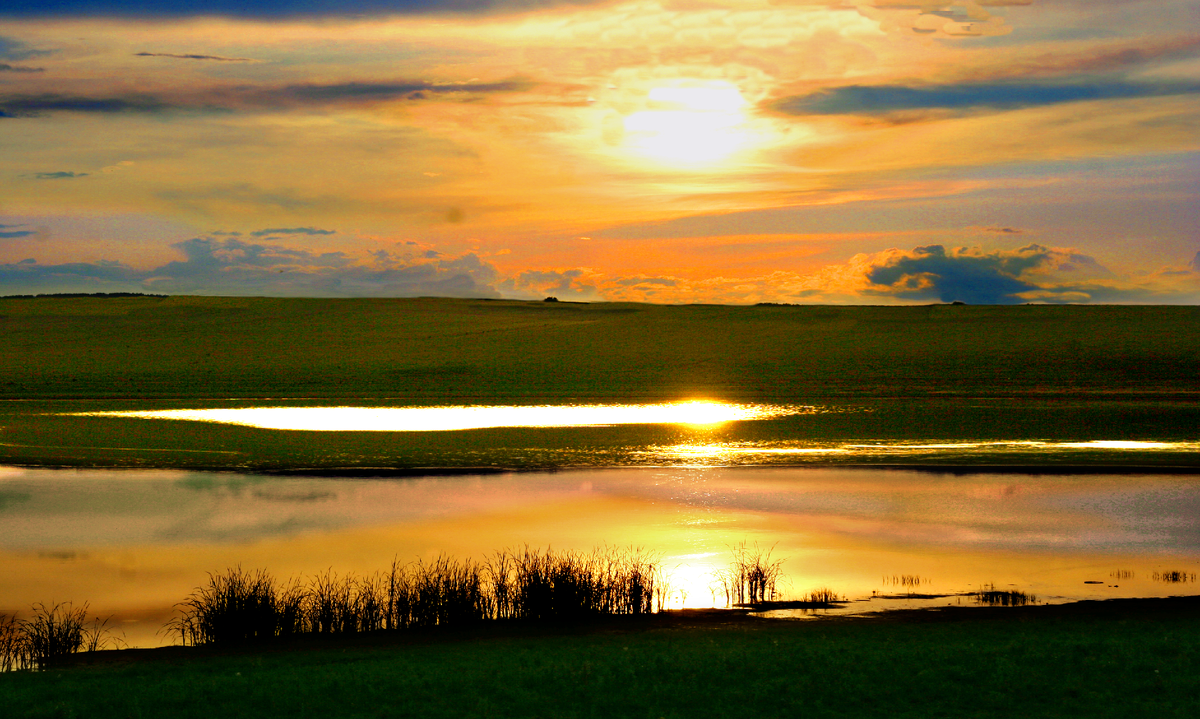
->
[2,465,1197,647]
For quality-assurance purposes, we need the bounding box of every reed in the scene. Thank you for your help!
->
[491,546,659,621]
[804,588,842,604]
[0,612,24,672]
[883,574,926,591]
[1152,570,1196,583]
[166,566,286,645]
[714,542,785,607]
[973,584,1035,607]
[164,546,663,647]
[21,602,99,670]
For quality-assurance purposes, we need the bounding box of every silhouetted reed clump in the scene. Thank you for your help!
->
[0,613,21,672]
[973,584,1036,607]
[1152,570,1196,584]
[167,547,662,647]
[714,542,785,607]
[804,588,843,604]
[494,546,659,620]
[0,603,122,671]
[883,574,928,593]
[167,567,296,645]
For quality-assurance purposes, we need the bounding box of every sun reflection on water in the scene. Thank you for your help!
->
[74,401,793,432]
[650,439,1200,464]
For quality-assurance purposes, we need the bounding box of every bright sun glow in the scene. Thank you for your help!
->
[76,401,787,432]
[622,84,750,166]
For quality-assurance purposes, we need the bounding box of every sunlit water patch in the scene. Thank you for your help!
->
[71,401,796,432]
[650,439,1200,464]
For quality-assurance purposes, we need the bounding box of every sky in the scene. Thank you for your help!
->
[1,0,1197,303]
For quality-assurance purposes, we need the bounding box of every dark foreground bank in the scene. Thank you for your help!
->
[3,597,1198,718]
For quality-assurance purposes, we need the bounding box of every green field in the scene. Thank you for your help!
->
[2,600,1199,718]
[3,296,1198,470]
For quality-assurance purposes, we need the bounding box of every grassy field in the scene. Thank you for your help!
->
[2,296,1198,470]
[3,296,1199,401]
[2,599,1198,718]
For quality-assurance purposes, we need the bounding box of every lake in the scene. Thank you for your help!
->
[2,463,1197,648]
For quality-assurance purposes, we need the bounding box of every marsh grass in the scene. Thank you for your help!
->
[0,613,21,672]
[804,588,843,604]
[715,542,785,607]
[883,574,928,592]
[1152,570,1196,583]
[0,602,123,671]
[167,547,662,647]
[974,584,1036,607]
[167,567,287,645]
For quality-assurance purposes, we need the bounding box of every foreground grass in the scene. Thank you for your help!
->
[3,602,1198,718]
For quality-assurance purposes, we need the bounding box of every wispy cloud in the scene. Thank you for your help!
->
[0,0,609,18]
[135,52,257,62]
[0,93,173,117]
[0,36,52,61]
[0,63,43,73]
[32,171,89,180]
[771,82,1200,116]
[0,224,38,239]
[250,227,336,237]
[0,78,536,117]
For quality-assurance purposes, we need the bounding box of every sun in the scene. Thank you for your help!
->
[621,83,751,167]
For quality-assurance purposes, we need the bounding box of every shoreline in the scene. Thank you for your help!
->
[5,461,1200,477]
[50,594,1200,670]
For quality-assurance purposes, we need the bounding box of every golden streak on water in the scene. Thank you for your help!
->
[655,439,1200,460]
[76,401,788,432]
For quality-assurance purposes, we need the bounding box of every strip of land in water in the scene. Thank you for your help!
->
[2,296,1198,471]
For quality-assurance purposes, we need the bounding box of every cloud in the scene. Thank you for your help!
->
[0,79,536,118]
[860,244,1049,303]
[954,35,1200,84]
[792,243,1190,305]
[0,37,51,61]
[1,236,502,298]
[498,268,603,301]
[1191,251,1200,273]
[0,258,142,294]
[265,79,535,106]
[518,244,1196,305]
[0,63,43,73]
[0,224,37,239]
[250,227,337,237]
[135,52,257,62]
[852,0,1021,40]
[770,81,1200,116]
[977,226,1024,235]
[33,171,89,180]
[0,0,607,18]
[0,93,173,117]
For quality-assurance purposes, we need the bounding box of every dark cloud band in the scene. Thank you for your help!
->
[0,63,44,73]
[135,52,256,62]
[0,79,535,117]
[771,82,1200,116]
[0,0,603,18]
